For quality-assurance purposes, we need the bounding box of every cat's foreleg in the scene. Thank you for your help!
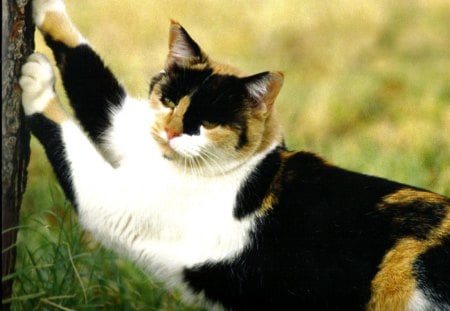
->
[20,52,132,248]
[19,53,205,286]
[32,0,126,145]
[19,53,183,272]
[20,52,116,209]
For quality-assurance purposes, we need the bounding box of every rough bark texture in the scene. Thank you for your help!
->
[2,0,34,308]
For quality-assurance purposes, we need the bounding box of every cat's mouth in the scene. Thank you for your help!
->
[151,127,226,175]
[161,144,178,160]
[153,134,191,163]
[151,129,177,160]
[156,138,179,160]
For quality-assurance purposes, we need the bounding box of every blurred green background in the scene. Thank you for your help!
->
[12,0,450,309]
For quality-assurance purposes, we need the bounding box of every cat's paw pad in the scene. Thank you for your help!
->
[19,53,56,115]
[33,0,67,27]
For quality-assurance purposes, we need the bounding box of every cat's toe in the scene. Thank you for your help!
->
[20,53,55,91]
[21,53,54,82]
[19,53,56,115]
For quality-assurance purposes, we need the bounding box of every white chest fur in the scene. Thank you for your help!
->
[121,153,257,258]
[79,159,256,289]
[70,98,265,286]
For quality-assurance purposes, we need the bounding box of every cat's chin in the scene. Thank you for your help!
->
[158,143,188,165]
[159,145,179,161]
[151,133,179,161]
[162,153,175,161]
[160,146,212,174]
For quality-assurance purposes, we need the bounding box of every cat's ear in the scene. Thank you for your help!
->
[243,71,284,115]
[166,21,208,68]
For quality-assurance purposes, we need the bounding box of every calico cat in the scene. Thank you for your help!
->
[20,0,449,310]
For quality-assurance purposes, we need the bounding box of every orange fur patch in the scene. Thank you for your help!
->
[369,190,450,310]
[204,125,239,148]
[257,171,282,216]
[165,96,190,134]
[381,189,449,207]
[40,11,82,48]
[368,238,426,311]
[43,97,68,123]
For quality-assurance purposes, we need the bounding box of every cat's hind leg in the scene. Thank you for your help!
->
[32,0,126,145]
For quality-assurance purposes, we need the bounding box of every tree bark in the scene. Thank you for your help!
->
[2,0,34,308]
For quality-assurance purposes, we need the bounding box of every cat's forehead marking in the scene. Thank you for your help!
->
[175,96,191,116]
[165,96,191,136]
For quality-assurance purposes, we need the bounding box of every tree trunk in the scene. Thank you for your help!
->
[2,0,34,308]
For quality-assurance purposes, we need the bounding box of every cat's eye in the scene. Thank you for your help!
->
[162,97,176,109]
[202,121,218,129]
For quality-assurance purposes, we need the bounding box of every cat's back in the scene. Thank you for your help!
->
[228,148,450,309]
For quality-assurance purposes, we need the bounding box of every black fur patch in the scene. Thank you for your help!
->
[155,66,253,147]
[183,148,442,309]
[413,236,450,306]
[187,74,250,143]
[44,37,126,143]
[154,65,211,106]
[27,114,77,208]
[234,147,283,219]
[378,193,448,239]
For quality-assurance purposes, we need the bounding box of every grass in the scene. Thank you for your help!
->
[8,0,450,309]
[11,191,194,310]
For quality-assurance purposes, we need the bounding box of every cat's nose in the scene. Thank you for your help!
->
[165,127,181,140]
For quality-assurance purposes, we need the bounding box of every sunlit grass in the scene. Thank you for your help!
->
[13,0,450,309]
[13,192,197,310]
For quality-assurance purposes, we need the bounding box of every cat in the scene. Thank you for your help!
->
[20,0,449,310]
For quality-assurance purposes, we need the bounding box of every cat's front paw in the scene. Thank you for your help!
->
[19,53,56,116]
[32,0,67,27]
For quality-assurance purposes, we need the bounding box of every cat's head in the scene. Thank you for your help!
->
[149,21,284,175]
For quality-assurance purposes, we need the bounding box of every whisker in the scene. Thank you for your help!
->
[183,155,188,175]
[197,151,218,176]
[190,156,200,177]
[200,149,227,177]
[193,156,204,177]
